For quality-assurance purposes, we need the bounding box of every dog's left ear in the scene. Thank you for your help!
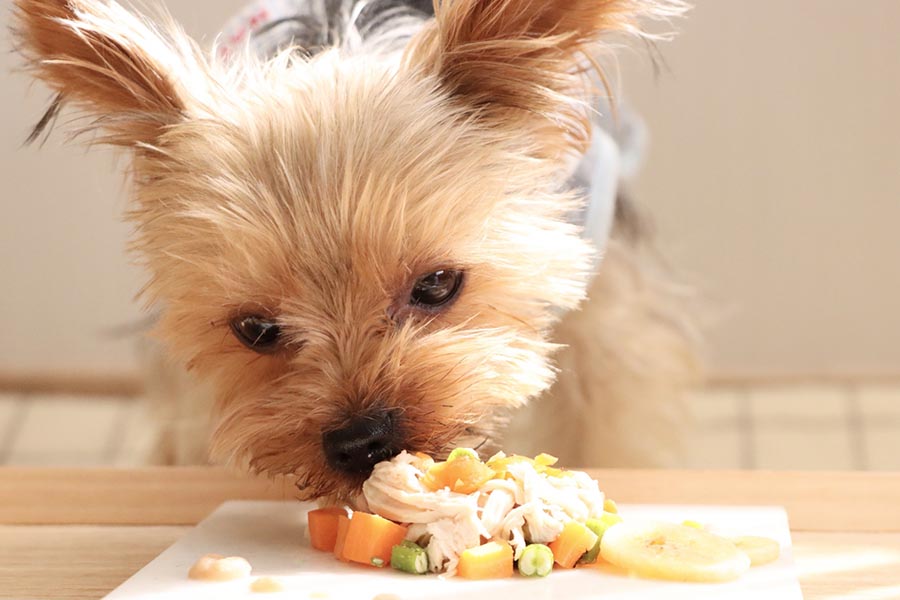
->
[13,0,202,146]
[408,0,684,160]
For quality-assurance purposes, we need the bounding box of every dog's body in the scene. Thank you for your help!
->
[15,0,697,500]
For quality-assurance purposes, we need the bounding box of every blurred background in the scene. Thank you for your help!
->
[1,0,898,470]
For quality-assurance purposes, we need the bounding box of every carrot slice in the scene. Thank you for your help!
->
[332,514,352,562]
[308,507,347,552]
[457,540,514,580]
[549,521,599,568]
[341,512,408,567]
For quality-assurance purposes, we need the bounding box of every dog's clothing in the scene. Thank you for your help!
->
[220,0,645,271]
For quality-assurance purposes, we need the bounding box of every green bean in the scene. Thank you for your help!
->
[390,541,428,575]
[517,543,554,577]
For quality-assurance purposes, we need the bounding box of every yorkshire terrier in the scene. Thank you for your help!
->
[14,0,698,501]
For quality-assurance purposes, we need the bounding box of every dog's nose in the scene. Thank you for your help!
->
[322,410,400,475]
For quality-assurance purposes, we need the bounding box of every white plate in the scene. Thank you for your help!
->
[104,501,803,600]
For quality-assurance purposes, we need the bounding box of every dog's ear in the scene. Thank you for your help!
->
[13,0,201,146]
[409,0,683,159]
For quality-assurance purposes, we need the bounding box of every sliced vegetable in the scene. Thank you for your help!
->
[517,543,554,577]
[332,514,352,561]
[549,521,599,569]
[486,452,565,479]
[532,453,565,477]
[604,498,619,514]
[447,447,479,461]
[340,512,408,567]
[457,540,514,580]
[533,453,558,467]
[580,512,624,564]
[391,540,428,574]
[307,507,347,552]
[422,451,495,494]
[485,453,532,479]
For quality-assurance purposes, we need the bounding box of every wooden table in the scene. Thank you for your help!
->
[1,468,898,599]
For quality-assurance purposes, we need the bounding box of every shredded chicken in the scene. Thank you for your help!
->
[362,451,605,574]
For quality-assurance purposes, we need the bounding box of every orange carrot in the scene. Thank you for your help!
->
[332,514,352,562]
[549,521,599,569]
[457,540,514,580]
[422,454,495,494]
[341,512,408,567]
[308,507,347,552]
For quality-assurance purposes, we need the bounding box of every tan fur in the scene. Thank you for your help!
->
[410,0,684,161]
[14,0,694,500]
[505,236,700,467]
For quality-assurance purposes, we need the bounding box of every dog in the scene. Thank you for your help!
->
[14,0,698,502]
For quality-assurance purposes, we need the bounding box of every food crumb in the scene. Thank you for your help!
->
[188,554,252,581]
[372,595,401,600]
[309,593,329,599]
[250,576,284,593]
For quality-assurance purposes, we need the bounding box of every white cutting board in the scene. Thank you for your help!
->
[104,501,803,600]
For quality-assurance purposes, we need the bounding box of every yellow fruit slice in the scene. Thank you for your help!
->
[600,521,750,583]
[732,536,781,566]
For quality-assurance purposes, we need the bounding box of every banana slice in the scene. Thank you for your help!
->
[732,536,780,566]
[600,521,751,582]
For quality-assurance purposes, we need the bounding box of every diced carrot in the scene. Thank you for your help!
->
[457,540,514,580]
[422,454,495,494]
[341,512,408,567]
[332,514,352,562]
[308,507,347,552]
[549,521,599,569]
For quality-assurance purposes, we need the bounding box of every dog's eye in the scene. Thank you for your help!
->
[230,315,281,352]
[410,270,464,308]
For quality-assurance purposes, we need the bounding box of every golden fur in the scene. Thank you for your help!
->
[14,0,696,500]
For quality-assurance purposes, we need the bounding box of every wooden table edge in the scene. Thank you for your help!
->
[1,467,898,532]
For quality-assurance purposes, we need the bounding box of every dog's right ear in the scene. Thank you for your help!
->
[408,0,685,162]
[13,0,202,146]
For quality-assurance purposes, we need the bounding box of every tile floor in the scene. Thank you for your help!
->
[0,393,157,467]
[686,384,900,470]
[0,384,898,469]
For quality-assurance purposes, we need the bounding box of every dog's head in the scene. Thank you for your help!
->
[15,0,682,499]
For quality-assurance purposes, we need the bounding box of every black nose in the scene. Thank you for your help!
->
[322,410,401,475]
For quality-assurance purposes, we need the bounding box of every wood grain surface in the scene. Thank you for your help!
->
[1,467,897,531]
[2,467,898,600]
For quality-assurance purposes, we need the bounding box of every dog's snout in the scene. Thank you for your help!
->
[322,410,400,475]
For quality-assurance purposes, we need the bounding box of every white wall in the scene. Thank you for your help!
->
[0,0,245,375]
[1,1,899,377]
[621,1,900,376]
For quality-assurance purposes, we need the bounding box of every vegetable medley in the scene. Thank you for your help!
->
[306,449,780,582]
